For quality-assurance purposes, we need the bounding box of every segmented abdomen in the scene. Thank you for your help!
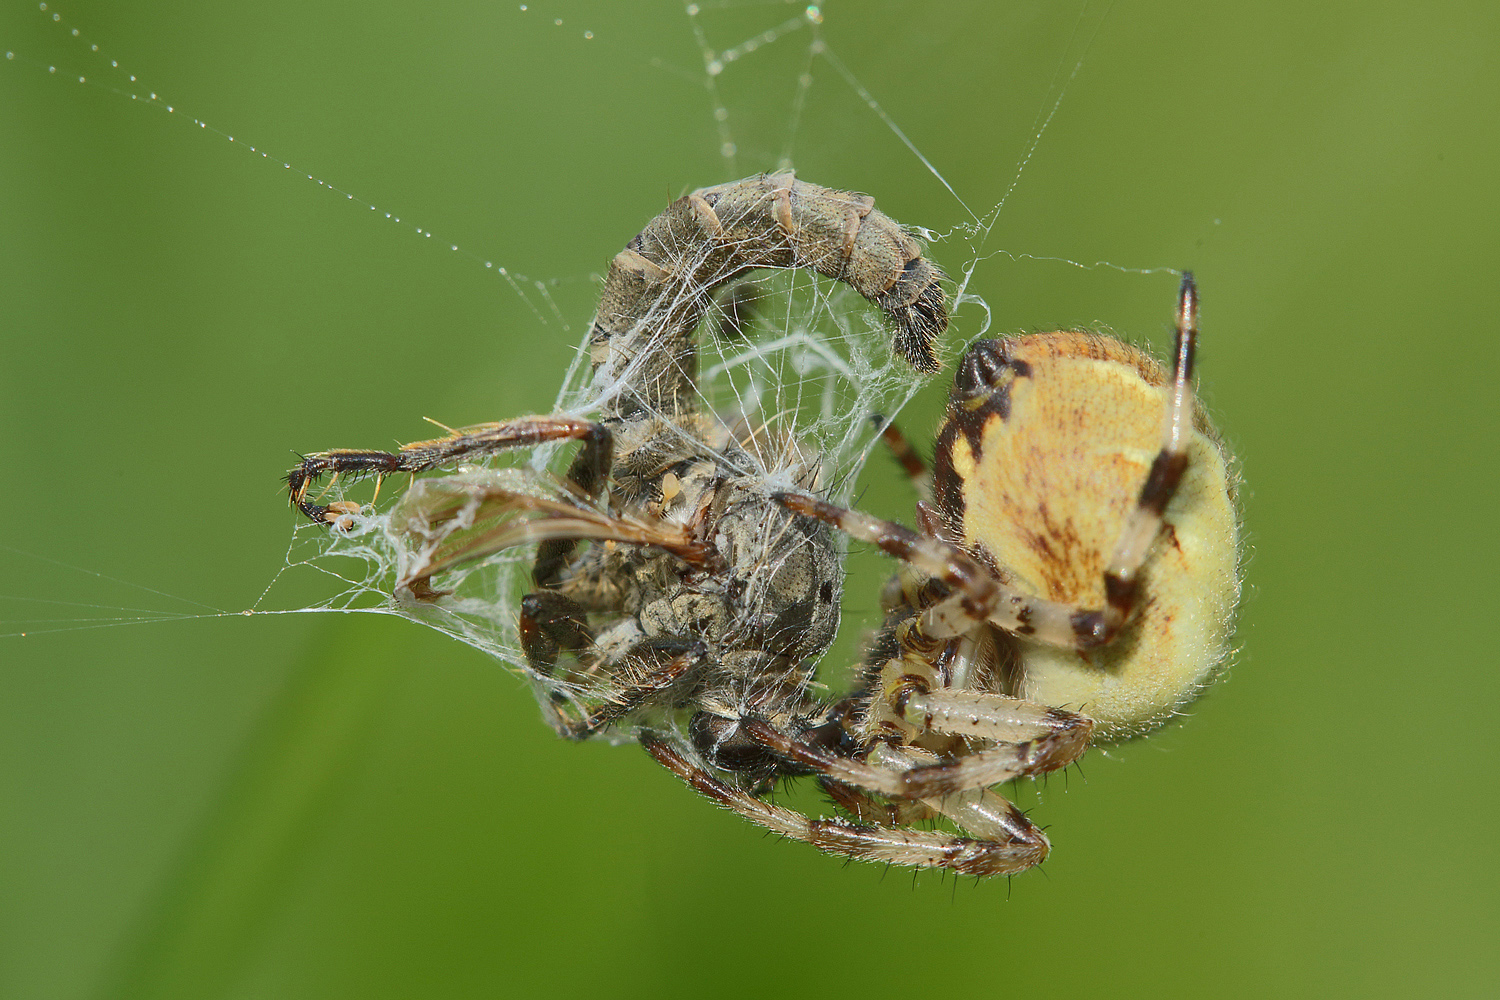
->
[588,172,948,416]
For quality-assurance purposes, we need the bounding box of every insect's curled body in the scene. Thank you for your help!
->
[511,172,951,738]
[589,171,947,418]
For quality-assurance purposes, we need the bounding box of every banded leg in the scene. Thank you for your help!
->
[739,695,1086,801]
[865,744,1048,863]
[736,717,905,797]
[286,415,611,523]
[775,492,1120,650]
[1098,272,1200,634]
[871,413,930,491]
[642,733,1047,876]
[818,777,936,827]
[882,687,1094,798]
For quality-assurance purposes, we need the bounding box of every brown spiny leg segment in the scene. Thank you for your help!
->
[735,699,1082,802]
[286,416,612,524]
[865,743,1049,869]
[1098,271,1200,635]
[736,716,905,797]
[640,732,1047,876]
[818,776,935,828]
[738,652,1087,798]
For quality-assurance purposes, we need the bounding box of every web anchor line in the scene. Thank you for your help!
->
[17,2,555,325]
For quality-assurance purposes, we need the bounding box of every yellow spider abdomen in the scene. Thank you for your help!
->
[949,332,1240,741]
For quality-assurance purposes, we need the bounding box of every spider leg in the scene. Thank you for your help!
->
[642,732,1046,876]
[734,714,1052,869]
[735,717,904,796]
[880,688,1093,798]
[743,688,1089,801]
[775,492,1111,649]
[870,413,931,497]
[286,415,612,523]
[817,777,936,827]
[866,744,1049,862]
[1099,272,1200,635]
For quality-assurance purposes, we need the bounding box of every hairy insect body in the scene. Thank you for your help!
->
[933,332,1240,739]
[537,411,843,738]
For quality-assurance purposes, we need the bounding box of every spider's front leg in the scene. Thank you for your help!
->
[870,413,933,500]
[773,492,1115,650]
[286,415,612,523]
[1097,272,1201,636]
[737,693,1085,807]
[925,272,1204,647]
[699,714,1057,873]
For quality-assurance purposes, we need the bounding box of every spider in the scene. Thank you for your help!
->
[286,174,1240,877]
[643,273,1239,876]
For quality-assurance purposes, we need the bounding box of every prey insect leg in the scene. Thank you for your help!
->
[287,415,611,523]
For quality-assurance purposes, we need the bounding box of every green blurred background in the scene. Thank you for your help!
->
[3,2,1496,997]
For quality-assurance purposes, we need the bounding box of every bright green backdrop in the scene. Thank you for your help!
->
[3,2,1497,998]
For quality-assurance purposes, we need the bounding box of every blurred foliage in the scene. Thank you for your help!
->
[2,2,1497,998]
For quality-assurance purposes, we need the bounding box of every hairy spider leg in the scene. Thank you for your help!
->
[775,492,1120,650]
[563,644,705,739]
[1099,271,1199,631]
[870,412,932,497]
[736,684,1086,797]
[867,677,1096,797]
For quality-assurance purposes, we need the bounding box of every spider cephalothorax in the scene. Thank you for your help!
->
[286,175,1240,877]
